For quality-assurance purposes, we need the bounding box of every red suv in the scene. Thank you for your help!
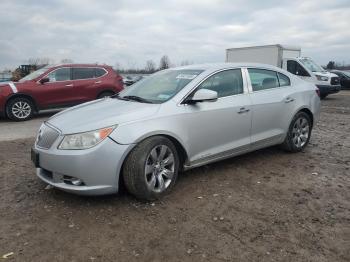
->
[0,64,124,121]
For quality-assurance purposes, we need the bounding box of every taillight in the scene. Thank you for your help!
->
[315,88,320,98]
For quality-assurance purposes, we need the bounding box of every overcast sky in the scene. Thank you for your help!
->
[0,0,349,70]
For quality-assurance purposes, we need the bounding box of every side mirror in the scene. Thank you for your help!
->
[186,89,218,104]
[40,77,50,84]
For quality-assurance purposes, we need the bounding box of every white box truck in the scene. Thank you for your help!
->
[226,44,340,98]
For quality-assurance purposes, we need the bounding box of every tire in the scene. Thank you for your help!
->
[97,91,114,99]
[320,94,327,99]
[6,97,35,121]
[123,136,179,200]
[281,111,312,153]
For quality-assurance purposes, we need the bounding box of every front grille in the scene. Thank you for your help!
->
[36,124,60,149]
[331,77,340,85]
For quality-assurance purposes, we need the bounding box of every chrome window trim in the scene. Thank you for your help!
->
[178,67,248,105]
[37,67,108,84]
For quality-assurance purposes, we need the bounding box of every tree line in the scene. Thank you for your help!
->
[325,61,350,70]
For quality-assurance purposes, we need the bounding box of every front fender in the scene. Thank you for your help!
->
[109,116,190,155]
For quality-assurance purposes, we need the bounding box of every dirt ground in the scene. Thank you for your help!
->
[0,92,349,262]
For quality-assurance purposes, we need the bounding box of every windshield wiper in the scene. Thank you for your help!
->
[121,95,153,103]
[111,93,130,101]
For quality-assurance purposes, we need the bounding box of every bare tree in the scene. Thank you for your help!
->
[145,60,156,73]
[60,58,74,64]
[180,60,193,66]
[27,57,53,67]
[159,55,170,70]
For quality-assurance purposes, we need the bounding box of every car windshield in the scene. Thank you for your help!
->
[342,71,350,78]
[19,67,50,82]
[118,69,203,103]
[299,58,325,72]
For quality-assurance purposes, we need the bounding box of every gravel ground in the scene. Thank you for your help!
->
[0,91,349,262]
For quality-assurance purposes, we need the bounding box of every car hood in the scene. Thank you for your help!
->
[314,71,337,78]
[47,98,161,134]
[0,81,29,92]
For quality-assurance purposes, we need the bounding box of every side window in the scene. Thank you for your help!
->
[277,73,290,86]
[287,60,297,74]
[47,68,71,82]
[197,69,243,98]
[248,69,279,91]
[72,68,95,80]
[95,68,106,77]
[287,60,309,77]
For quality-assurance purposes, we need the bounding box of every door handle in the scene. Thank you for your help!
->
[285,97,295,103]
[95,81,102,84]
[65,84,73,87]
[237,107,250,114]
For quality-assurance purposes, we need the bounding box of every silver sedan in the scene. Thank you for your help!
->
[32,63,321,200]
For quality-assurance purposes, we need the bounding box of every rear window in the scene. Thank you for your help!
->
[248,69,279,91]
[72,68,95,80]
[248,69,291,91]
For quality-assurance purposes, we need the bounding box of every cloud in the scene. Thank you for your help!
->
[0,0,349,70]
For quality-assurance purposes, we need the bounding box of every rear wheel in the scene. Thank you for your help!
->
[97,91,114,99]
[123,136,179,200]
[281,111,312,152]
[6,97,34,121]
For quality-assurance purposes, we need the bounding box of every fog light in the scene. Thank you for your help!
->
[63,176,85,186]
[71,179,84,186]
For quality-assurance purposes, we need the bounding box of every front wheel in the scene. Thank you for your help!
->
[6,97,35,121]
[123,136,179,200]
[281,111,312,152]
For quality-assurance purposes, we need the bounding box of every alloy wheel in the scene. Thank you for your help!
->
[11,101,31,119]
[292,117,309,148]
[144,145,175,193]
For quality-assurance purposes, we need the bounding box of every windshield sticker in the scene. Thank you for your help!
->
[176,74,198,80]
[157,94,171,99]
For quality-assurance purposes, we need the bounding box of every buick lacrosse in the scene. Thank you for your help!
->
[32,63,320,200]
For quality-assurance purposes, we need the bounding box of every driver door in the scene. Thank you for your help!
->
[35,67,79,108]
[181,69,252,165]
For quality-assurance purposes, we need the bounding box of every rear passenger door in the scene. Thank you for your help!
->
[72,67,97,102]
[246,68,296,148]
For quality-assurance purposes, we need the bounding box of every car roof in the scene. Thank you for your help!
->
[49,64,110,69]
[173,62,283,72]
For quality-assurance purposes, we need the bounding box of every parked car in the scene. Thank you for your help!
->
[0,64,124,121]
[32,63,320,200]
[123,75,145,86]
[330,70,350,89]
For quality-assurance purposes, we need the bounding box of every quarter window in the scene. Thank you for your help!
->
[95,68,106,77]
[277,73,290,86]
[198,69,243,98]
[47,68,71,82]
[72,68,95,80]
[248,69,279,91]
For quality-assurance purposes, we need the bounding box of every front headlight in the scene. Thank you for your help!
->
[316,75,329,81]
[58,126,116,150]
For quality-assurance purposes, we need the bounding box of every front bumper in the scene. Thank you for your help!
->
[316,84,341,96]
[33,136,135,196]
